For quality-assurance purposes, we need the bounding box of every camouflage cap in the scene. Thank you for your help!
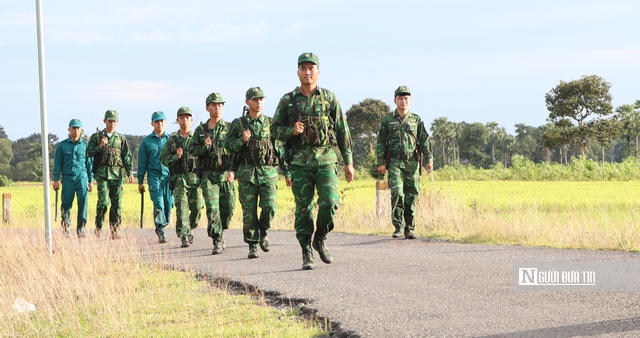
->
[297,52,319,66]
[104,110,119,121]
[68,119,82,128]
[394,86,411,97]
[206,92,225,105]
[152,111,166,122]
[245,86,265,100]
[177,107,192,117]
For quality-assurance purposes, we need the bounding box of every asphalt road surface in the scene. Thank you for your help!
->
[132,228,640,338]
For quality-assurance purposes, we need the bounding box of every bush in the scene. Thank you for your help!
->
[0,174,11,187]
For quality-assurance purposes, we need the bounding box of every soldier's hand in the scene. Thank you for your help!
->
[176,148,183,158]
[204,137,212,148]
[285,177,292,187]
[377,165,386,176]
[128,175,134,184]
[242,129,251,142]
[345,164,355,183]
[53,181,60,191]
[138,184,145,193]
[88,182,93,193]
[426,163,433,174]
[226,171,235,182]
[292,121,304,136]
[100,136,108,148]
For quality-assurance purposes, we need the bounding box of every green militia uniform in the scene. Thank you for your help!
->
[376,110,432,237]
[188,120,236,251]
[225,114,289,251]
[87,129,133,238]
[271,86,353,261]
[160,131,203,245]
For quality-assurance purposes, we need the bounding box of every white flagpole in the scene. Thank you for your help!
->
[35,0,53,254]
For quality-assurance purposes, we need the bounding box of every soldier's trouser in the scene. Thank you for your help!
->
[388,161,420,233]
[173,178,203,239]
[60,177,89,230]
[148,175,173,235]
[291,164,339,247]
[238,180,277,245]
[95,178,123,229]
[201,178,235,242]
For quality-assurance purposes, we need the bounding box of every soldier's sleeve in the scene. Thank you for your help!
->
[137,137,148,184]
[188,125,208,157]
[224,119,244,153]
[85,154,94,183]
[376,118,388,167]
[159,137,176,168]
[52,142,63,181]
[273,139,290,179]
[122,135,133,177]
[86,133,100,157]
[271,96,294,142]
[332,97,353,165]
[417,118,433,165]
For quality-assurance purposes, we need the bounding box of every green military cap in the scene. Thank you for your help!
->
[177,107,192,117]
[152,111,166,122]
[394,86,411,97]
[68,119,82,128]
[245,86,265,100]
[104,110,119,121]
[297,52,319,66]
[206,92,225,105]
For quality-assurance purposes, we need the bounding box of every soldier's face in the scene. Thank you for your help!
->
[206,102,224,118]
[151,119,166,135]
[104,119,118,132]
[297,62,320,86]
[68,127,81,141]
[177,115,192,130]
[394,95,411,111]
[245,97,264,114]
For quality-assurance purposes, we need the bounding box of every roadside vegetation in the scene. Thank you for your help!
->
[0,229,326,337]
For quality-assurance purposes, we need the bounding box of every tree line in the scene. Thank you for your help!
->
[1,75,637,184]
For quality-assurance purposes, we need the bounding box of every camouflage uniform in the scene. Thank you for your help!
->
[52,119,93,237]
[160,126,203,244]
[376,87,433,237]
[188,97,236,250]
[138,112,173,242]
[271,61,353,265]
[226,90,289,253]
[87,111,133,237]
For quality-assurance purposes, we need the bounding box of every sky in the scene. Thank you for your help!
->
[1,0,639,142]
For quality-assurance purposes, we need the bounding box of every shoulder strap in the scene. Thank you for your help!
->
[288,92,302,123]
[396,114,417,143]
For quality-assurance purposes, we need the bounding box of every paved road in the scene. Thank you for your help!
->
[132,228,640,338]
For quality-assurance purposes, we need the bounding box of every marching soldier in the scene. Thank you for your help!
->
[138,111,173,243]
[160,107,203,248]
[271,53,354,270]
[87,110,134,239]
[52,119,93,238]
[376,86,433,239]
[188,93,236,255]
[225,87,289,259]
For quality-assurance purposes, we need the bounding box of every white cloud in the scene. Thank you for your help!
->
[95,81,171,101]
[0,12,33,26]
[285,20,310,33]
[179,21,269,43]
[131,29,171,42]
[48,29,113,44]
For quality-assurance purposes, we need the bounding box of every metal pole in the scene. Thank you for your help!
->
[35,0,52,254]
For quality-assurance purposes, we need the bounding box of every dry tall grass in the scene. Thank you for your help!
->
[0,229,324,337]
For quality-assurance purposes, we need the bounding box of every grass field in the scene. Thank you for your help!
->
[2,178,639,336]
[2,178,639,250]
